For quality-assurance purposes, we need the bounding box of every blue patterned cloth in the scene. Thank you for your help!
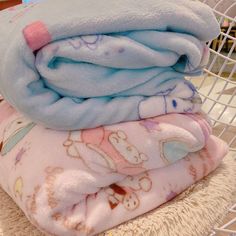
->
[0,0,220,130]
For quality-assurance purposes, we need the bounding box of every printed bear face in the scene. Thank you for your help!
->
[109,131,148,165]
[105,184,140,211]
[105,173,152,211]
[122,192,140,211]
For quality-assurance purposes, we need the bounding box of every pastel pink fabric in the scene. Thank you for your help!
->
[23,21,52,51]
[0,101,228,236]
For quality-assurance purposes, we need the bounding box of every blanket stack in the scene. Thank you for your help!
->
[0,1,228,236]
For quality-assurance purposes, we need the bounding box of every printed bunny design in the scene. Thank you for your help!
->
[106,186,139,211]
[63,130,117,173]
[63,127,149,175]
[139,80,202,119]
[108,131,148,166]
[105,173,152,211]
[120,173,152,192]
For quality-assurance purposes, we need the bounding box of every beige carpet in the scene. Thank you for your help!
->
[0,153,235,236]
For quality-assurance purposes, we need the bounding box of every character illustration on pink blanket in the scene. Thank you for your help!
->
[104,173,152,210]
[63,127,149,175]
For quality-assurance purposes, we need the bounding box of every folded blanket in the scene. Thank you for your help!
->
[0,100,228,236]
[0,0,220,130]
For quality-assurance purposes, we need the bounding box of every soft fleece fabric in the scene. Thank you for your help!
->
[0,0,220,130]
[0,100,228,236]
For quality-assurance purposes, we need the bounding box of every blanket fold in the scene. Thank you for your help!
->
[0,100,228,236]
[0,2,226,235]
[0,0,220,130]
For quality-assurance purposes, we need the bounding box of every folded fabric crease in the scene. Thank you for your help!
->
[0,0,220,130]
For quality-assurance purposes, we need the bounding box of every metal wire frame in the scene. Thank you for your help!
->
[209,203,236,236]
[193,1,236,235]
[190,0,236,152]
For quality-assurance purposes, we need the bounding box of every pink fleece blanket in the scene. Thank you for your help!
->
[0,100,227,236]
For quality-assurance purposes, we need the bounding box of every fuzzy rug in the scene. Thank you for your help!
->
[0,153,235,236]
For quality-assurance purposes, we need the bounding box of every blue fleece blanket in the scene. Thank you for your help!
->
[0,0,220,130]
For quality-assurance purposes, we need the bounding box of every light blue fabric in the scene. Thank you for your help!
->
[163,141,201,164]
[0,0,220,130]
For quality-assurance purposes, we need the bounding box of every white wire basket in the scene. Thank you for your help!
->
[195,0,236,152]
[190,0,236,235]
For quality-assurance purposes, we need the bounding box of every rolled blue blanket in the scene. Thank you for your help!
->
[0,0,220,130]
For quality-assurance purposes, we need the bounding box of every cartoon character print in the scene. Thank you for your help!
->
[45,167,93,234]
[105,172,152,211]
[26,185,41,215]
[25,185,59,236]
[138,80,202,119]
[25,168,94,235]
[109,131,148,166]
[139,116,203,165]
[145,113,212,167]
[14,177,23,200]
[63,127,148,175]
[68,35,103,51]
[172,142,194,164]
[45,167,64,209]
[52,209,95,235]
[14,145,29,166]
[198,147,215,176]
[0,117,35,156]
[183,154,198,181]
[184,146,215,182]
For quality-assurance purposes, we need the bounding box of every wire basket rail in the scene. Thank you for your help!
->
[191,0,236,152]
[192,0,236,235]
